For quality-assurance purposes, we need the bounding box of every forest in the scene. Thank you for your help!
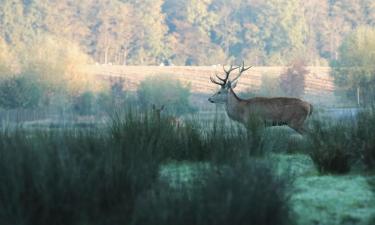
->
[0,0,374,66]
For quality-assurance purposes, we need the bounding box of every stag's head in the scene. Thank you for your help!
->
[208,62,252,104]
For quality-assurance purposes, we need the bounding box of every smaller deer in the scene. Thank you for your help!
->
[152,104,183,127]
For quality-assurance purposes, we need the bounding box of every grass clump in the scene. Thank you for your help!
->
[305,119,354,174]
[0,116,163,225]
[355,109,375,170]
[0,109,285,225]
[133,160,293,225]
[306,109,375,174]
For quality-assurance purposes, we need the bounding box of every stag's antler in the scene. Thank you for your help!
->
[210,64,240,86]
[231,61,252,83]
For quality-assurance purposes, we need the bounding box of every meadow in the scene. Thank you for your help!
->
[0,103,374,225]
[0,66,374,225]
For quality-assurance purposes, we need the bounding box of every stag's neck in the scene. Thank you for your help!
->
[225,88,245,122]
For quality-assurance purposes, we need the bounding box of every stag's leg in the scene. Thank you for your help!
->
[289,117,308,134]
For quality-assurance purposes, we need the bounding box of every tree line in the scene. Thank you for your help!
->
[0,0,374,66]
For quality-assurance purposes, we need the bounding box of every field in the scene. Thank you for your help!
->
[0,66,374,225]
[84,65,336,106]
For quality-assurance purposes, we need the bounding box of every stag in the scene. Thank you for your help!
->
[208,62,313,133]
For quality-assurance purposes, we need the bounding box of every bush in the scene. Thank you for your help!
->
[0,75,43,109]
[259,73,283,97]
[279,60,308,98]
[133,160,293,225]
[72,91,96,115]
[306,109,375,173]
[137,75,197,115]
[354,109,375,169]
[305,120,354,174]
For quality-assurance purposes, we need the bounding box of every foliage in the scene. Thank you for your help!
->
[0,109,283,225]
[354,109,375,169]
[259,73,283,97]
[0,75,43,109]
[72,91,96,115]
[137,75,197,115]
[0,0,373,65]
[279,60,308,97]
[22,35,101,96]
[306,109,375,173]
[306,120,353,174]
[0,37,18,77]
[133,160,293,225]
[331,26,375,106]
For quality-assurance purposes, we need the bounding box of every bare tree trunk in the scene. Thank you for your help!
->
[123,49,128,65]
[104,46,110,64]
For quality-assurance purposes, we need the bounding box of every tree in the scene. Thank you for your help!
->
[279,60,308,97]
[331,26,375,106]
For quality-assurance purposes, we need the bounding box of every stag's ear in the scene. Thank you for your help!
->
[231,81,237,89]
[224,81,231,89]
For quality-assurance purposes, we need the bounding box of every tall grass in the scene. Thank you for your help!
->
[0,110,292,225]
[305,108,375,174]
[133,160,294,225]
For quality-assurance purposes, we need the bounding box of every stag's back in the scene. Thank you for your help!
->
[243,97,312,123]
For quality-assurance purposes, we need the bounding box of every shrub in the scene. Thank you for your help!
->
[22,35,102,96]
[137,75,197,115]
[279,60,308,98]
[72,91,96,115]
[306,109,375,173]
[133,160,293,225]
[354,109,375,169]
[259,73,283,97]
[0,75,43,109]
[305,120,354,174]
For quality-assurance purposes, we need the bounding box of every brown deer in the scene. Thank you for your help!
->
[208,62,313,134]
[152,104,184,127]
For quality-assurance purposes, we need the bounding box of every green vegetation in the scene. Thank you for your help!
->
[305,109,375,173]
[259,73,283,97]
[133,161,293,225]
[72,91,96,115]
[137,76,197,115]
[0,0,374,65]
[0,75,43,109]
[331,26,375,106]
[279,60,308,98]
[0,111,292,225]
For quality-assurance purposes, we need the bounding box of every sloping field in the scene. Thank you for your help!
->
[84,65,336,104]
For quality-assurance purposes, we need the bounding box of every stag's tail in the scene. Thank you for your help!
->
[309,104,313,116]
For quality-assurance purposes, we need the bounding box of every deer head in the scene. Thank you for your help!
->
[152,104,165,120]
[208,62,252,104]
